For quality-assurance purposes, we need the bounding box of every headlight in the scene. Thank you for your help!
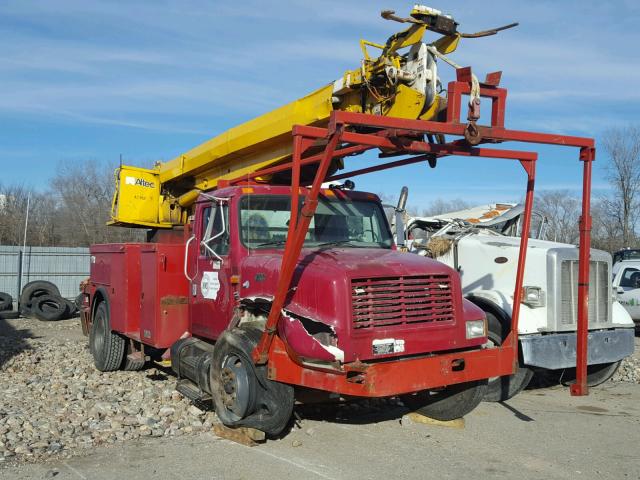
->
[522,286,546,308]
[466,319,486,339]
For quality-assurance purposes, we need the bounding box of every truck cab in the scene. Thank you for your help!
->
[401,203,635,400]
[193,185,486,364]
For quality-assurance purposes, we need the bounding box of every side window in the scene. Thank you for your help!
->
[620,267,640,288]
[200,204,229,257]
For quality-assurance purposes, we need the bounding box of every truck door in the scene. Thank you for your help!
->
[614,266,640,320]
[190,200,233,339]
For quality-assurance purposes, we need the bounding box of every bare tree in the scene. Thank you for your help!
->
[535,190,580,244]
[602,126,640,246]
[50,160,143,246]
[0,183,59,246]
[421,198,471,217]
[590,199,623,252]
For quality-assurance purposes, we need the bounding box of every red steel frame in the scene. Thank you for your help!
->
[226,68,595,397]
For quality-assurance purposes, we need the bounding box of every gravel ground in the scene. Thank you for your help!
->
[612,334,640,383]
[0,317,219,466]
[0,317,638,468]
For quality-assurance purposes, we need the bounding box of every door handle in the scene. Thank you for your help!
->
[184,235,196,282]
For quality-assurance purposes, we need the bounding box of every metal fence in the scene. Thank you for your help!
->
[0,246,90,309]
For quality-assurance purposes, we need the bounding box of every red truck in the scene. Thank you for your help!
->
[82,184,496,435]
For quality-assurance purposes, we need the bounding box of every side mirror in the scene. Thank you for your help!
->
[616,286,624,295]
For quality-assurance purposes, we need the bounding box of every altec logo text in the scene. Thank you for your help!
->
[125,176,155,188]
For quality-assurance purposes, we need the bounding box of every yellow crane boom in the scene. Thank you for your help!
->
[110,5,517,229]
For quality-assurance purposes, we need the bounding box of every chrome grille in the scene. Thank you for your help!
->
[560,260,609,326]
[351,275,455,330]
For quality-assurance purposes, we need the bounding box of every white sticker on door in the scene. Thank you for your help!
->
[200,271,220,300]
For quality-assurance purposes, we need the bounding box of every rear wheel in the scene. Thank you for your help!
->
[90,301,126,372]
[211,327,294,436]
[400,380,487,421]
[483,311,533,402]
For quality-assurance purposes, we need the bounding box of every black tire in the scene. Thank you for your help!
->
[401,380,488,421]
[483,311,534,402]
[31,295,69,322]
[0,311,20,320]
[90,301,126,372]
[63,298,78,317]
[20,299,34,317]
[211,327,294,437]
[19,281,60,315]
[561,361,622,387]
[0,292,12,311]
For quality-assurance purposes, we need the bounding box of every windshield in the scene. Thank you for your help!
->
[614,249,640,263]
[240,194,393,249]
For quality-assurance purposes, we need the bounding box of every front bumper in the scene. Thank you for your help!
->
[520,328,635,369]
[269,335,516,397]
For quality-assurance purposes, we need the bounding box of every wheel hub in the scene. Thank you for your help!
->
[219,354,251,419]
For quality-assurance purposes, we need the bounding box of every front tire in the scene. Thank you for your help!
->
[90,301,126,372]
[483,311,533,402]
[401,380,487,421]
[561,361,622,387]
[210,327,294,437]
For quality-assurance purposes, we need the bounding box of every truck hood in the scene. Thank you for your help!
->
[238,246,477,363]
[239,247,461,305]
[460,233,610,259]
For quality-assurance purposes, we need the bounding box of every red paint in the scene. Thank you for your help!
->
[87,243,188,348]
[89,243,142,336]
[571,147,595,396]
[268,335,516,397]
[278,315,338,363]
[188,201,236,339]
[139,244,189,348]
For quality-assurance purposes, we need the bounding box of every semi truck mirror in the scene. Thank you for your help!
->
[395,210,406,247]
[395,186,409,247]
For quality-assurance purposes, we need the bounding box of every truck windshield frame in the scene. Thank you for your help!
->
[239,194,393,250]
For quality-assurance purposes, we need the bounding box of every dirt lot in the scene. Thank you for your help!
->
[1,317,639,480]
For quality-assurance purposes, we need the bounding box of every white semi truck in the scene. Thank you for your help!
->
[394,196,635,401]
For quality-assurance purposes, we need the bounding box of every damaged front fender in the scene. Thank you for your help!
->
[279,310,344,363]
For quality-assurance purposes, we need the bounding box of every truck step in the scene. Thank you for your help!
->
[176,379,212,410]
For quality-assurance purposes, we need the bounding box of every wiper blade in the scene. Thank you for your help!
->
[317,240,357,247]
[256,240,287,247]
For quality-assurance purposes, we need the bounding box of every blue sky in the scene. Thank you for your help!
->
[1,0,639,207]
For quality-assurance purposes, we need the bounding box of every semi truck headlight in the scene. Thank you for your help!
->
[522,286,545,308]
[466,319,486,339]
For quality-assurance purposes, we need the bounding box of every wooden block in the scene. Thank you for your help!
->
[403,412,465,429]
[212,424,266,446]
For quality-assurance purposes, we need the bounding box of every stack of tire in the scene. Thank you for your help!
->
[0,292,19,319]
[19,281,80,322]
